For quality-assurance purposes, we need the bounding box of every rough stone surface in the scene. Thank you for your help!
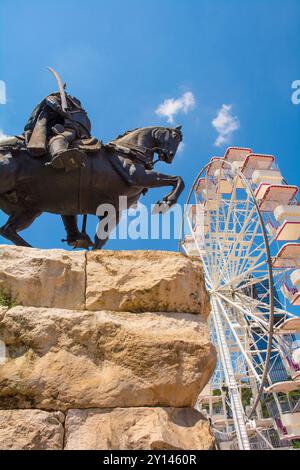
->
[0,306,8,317]
[0,409,65,450]
[0,245,85,309]
[0,306,216,410]
[0,308,8,365]
[86,250,210,315]
[0,246,210,316]
[64,408,215,450]
[0,246,215,450]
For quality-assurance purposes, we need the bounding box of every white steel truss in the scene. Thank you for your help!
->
[180,151,300,450]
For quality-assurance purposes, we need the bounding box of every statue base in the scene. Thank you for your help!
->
[0,246,216,450]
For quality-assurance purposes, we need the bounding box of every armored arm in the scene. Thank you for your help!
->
[45,96,70,119]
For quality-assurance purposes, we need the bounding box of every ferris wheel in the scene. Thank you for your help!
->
[180,147,300,450]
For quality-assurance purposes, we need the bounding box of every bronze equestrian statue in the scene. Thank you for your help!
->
[0,69,185,250]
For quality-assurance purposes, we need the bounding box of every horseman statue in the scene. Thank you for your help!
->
[24,67,93,172]
[0,68,185,250]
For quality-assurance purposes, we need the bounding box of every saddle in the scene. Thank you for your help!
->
[0,136,26,154]
[70,137,102,153]
[0,135,102,157]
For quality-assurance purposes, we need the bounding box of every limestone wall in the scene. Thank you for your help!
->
[0,246,216,450]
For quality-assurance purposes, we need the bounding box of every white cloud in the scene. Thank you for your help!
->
[212,104,240,147]
[0,80,6,105]
[0,130,9,143]
[177,142,185,153]
[155,91,196,123]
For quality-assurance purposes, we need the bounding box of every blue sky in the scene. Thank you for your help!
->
[0,0,299,251]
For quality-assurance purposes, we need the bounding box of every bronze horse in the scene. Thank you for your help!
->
[0,126,184,249]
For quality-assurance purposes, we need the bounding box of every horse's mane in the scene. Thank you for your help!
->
[112,125,182,143]
[114,128,141,141]
[113,126,166,142]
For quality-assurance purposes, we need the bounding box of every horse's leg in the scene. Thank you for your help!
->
[94,211,121,250]
[0,210,41,247]
[134,169,185,208]
[61,215,93,249]
[61,215,80,241]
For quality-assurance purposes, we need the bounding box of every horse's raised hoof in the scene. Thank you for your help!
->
[152,200,171,215]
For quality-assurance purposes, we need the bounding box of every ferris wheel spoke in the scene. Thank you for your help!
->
[204,164,222,275]
[233,273,270,293]
[233,218,264,278]
[234,273,282,316]
[214,296,261,381]
[234,290,273,320]
[208,170,238,282]
[215,291,270,330]
[236,237,267,268]
[214,206,257,289]
[222,170,242,231]
[218,260,267,291]
[212,192,232,281]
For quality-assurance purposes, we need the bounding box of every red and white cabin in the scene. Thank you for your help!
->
[273,243,300,269]
[252,169,282,187]
[290,269,300,289]
[196,178,216,199]
[274,205,300,241]
[207,157,224,176]
[274,316,300,335]
[265,380,300,394]
[255,184,298,212]
[240,153,275,179]
[281,283,300,306]
[224,147,252,165]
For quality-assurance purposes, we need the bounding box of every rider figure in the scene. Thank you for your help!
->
[24,91,91,171]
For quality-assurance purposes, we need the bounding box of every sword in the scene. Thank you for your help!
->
[47,66,68,112]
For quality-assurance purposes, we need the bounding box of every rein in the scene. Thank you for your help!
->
[108,141,162,170]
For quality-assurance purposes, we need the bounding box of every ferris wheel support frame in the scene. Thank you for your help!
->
[179,160,276,442]
[211,296,251,450]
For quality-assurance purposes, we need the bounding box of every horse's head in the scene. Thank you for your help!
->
[152,126,182,164]
[111,125,183,166]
